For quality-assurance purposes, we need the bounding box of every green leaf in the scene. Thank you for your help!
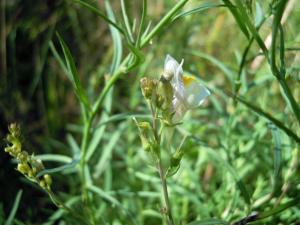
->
[35,154,72,163]
[232,0,267,54]
[87,185,121,207]
[254,2,264,27]
[140,0,189,47]
[193,142,251,206]
[173,3,225,21]
[86,113,108,161]
[188,218,229,225]
[136,0,147,48]
[120,0,134,43]
[166,136,187,177]
[93,123,126,178]
[72,0,125,35]
[66,133,81,156]
[188,51,236,86]
[105,0,123,74]
[36,154,80,177]
[222,0,250,39]
[257,196,300,220]
[229,93,300,145]
[5,190,23,225]
[270,123,283,196]
[56,33,91,111]
[42,196,81,225]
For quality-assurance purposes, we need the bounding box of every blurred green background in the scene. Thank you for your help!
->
[0,0,300,224]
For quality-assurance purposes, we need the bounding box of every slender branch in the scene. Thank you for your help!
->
[157,159,174,225]
[140,0,189,47]
[47,189,91,225]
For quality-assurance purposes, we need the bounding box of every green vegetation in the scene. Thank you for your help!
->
[0,0,299,224]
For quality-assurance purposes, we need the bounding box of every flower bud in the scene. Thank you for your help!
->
[44,174,52,187]
[157,79,173,119]
[17,163,30,174]
[155,94,164,108]
[39,180,46,189]
[8,123,20,137]
[28,170,34,178]
[140,77,158,100]
[17,151,29,162]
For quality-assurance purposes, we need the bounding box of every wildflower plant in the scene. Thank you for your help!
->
[2,0,300,224]
[135,55,210,225]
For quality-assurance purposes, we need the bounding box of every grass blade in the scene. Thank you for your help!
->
[136,0,147,48]
[93,123,126,178]
[105,0,123,74]
[5,190,23,225]
[72,0,125,35]
[140,0,189,47]
[270,123,283,196]
[120,0,134,43]
[222,0,250,39]
[56,33,91,111]
[258,196,300,220]
[35,154,72,163]
[229,92,300,145]
[173,3,225,21]
[36,154,80,177]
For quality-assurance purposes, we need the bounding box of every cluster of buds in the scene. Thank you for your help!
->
[140,77,165,109]
[4,123,52,190]
[134,119,159,157]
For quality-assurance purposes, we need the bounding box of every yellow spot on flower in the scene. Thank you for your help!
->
[183,75,196,87]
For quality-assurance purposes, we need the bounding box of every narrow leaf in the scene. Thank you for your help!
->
[5,190,23,225]
[229,92,300,145]
[72,0,125,35]
[56,33,91,111]
[173,3,225,21]
[36,154,80,177]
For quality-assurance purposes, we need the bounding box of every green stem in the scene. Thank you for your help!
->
[157,159,174,225]
[47,189,91,225]
[269,0,300,126]
[270,0,288,78]
[278,79,300,126]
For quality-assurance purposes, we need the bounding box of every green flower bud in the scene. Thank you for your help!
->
[17,163,30,174]
[44,174,52,187]
[158,78,173,109]
[155,94,164,108]
[8,123,20,137]
[17,151,29,162]
[39,180,46,189]
[140,77,158,100]
[133,118,157,154]
[28,170,35,178]
[30,158,44,172]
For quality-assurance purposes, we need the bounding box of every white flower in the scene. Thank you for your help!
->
[164,54,210,122]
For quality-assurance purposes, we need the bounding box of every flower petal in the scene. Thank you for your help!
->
[172,59,184,98]
[164,54,182,80]
[183,79,210,108]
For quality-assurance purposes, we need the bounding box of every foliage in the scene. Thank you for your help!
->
[0,0,300,224]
